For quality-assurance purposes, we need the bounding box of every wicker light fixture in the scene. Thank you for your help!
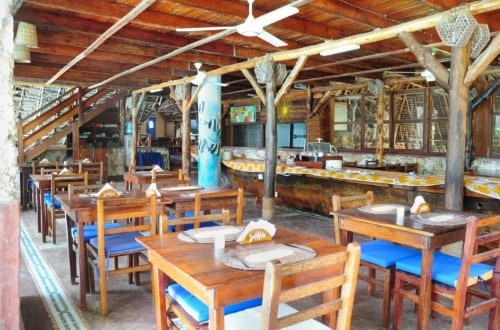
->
[174,83,186,101]
[436,8,477,47]
[15,22,38,49]
[470,24,490,58]
[13,44,31,63]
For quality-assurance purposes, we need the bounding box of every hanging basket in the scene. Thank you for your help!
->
[367,79,384,96]
[255,61,274,84]
[436,8,478,47]
[276,63,288,85]
[175,84,186,101]
[470,24,490,58]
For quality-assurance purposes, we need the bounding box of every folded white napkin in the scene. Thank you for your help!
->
[150,165,164,172]
[59,167,72,175]
[97,183,120,198]
[81,158,91,163]
[236,219,276,243]
[39,158,51,164]
[146,182,161,197]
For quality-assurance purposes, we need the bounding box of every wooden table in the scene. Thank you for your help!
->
[334,207,482,330]
[137,227,344,329]
[123,171,177,190]
[56,190,175,310]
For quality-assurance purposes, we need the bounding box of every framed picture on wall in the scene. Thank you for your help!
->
[230,104,257,123]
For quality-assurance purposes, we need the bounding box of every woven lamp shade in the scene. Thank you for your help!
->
[15,22,38,49]
[13,44,31,63]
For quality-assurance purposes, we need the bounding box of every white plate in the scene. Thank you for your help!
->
[358,204,407,214]
[244,248,294,263]
[161,185,204,191]
[194,227,242,239]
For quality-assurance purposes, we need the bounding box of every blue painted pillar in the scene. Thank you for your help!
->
[197,76,221,187]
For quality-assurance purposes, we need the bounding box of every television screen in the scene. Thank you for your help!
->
[230,105,256,123]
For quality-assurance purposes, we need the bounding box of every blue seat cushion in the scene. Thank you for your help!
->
[361,239,420,268]
[167,283,262,323]
[167,211,220,232]
[71,223,123,242]
[89,232,145,256]
[396,251,494,287]
[43,193,61,208]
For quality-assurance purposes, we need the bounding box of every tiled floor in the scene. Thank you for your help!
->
[19,182,491,329]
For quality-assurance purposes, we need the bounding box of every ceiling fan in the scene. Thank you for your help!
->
[192,62,229,87]
[176,0,299,47]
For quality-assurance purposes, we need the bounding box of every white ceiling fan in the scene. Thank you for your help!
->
[176,0,299,47]
[192,62,229,87]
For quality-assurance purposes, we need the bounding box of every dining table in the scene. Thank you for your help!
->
[334,205,484,330]
[123,170,178,190]
[137,226,345,330]
[56,185,232,310]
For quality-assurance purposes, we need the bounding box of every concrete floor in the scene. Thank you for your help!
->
[19,181,491,329]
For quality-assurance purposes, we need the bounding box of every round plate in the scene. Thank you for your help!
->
[411,212,468,226]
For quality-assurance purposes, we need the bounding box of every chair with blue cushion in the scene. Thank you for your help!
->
[331,191,420,328]
[85,194,157,316]
[393,215,499,330]
[43,171,87,244]
[67,183,122,285]
[224,243,361,330]
[29,161,59,212]
[159,188,245,233]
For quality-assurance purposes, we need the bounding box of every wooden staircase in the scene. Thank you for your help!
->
[17,87,128,163]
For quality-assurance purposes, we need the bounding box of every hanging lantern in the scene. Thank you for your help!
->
[436,8,478,47]
[276,63,288,85]
[15,22,38,48]
[13,44,31,63]
[470,24,490,58]
[175,84,186,101]
[367,79,384,96]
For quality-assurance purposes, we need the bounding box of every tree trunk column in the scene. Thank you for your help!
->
[262,65,277,220]
[198,76,222,187]
[445,44,470,210]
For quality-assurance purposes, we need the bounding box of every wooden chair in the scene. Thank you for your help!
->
[224,243,361,330]
[85,194,157,316]
[29,161,59,212]
[128,164,155,172]
[385,162,401,171]
[67,182,120,285]
[331,191,420,328]
[159,188,245,234]
[393,215,499,330]
[402,162,418,173]
[43,171,88,244]
[79,161,104,184]
[342,160,357,168]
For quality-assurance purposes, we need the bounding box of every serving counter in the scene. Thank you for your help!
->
[222,159,499,216]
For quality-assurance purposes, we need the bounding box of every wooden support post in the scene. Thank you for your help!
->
[375,91,385,164]
[263,63,277,220]
[445,43,471,211]
[181,84,192,176]
[130,93,140,168]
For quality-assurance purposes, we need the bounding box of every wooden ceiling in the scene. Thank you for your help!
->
[13,0,500,100]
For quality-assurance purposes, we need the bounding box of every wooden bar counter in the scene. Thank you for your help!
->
[222,159,500,216]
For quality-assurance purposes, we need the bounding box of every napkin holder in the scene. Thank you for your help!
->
[238,228,273,245]
[410,195,431,214]
[97,183,120,198]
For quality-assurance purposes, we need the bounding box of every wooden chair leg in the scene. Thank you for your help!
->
[367,267,376,295]
[381,269,392,328]
[392,274,404,330]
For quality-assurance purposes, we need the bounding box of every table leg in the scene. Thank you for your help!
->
[36,186,42,233]
[66,215,77,285]
[417,249,434,330]
[208,294,224,330]
[153,265,167,329]
[78,221,87,310]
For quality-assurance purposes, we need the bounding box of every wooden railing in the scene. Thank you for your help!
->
[17,87,128,163]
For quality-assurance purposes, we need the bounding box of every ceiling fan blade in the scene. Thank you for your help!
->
[255,5,299,27]
[258,30,287,47]
[176,26,233,32]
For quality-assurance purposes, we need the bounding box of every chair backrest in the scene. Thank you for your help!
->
[331,191,374,244]
[403,162,418,173]
[454,215,500,313]
[159,188,245,233]
[128,164,155,173]
[260,242,361,330]
[79,161,104,184]
[385,163,401,171]
[33,161,59,174]
[151,170,189,187]
[50,172,88,196]
[342,161,357,168]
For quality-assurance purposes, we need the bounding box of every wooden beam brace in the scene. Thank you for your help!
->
[464,33,500,87]
[398,31,449,88]
[186,84,201,111]
[47,0,156,85]
[275,55,309,106]
[309,90,332,119]
[241,68,266,105]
